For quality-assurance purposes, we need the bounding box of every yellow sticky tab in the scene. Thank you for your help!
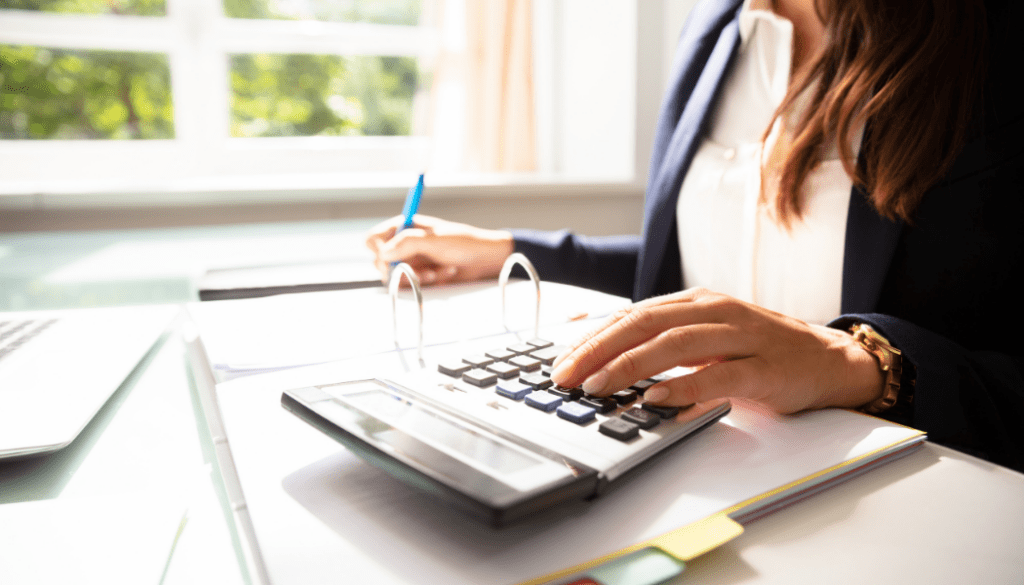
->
[649,512,744,561]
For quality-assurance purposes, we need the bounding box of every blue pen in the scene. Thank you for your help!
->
[391,173,424,269]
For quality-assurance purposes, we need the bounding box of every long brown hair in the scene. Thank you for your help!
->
[769,0,987,224]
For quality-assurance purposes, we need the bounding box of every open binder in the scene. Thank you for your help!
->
[185,256,926,585]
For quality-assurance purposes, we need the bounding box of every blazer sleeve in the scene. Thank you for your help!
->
[510,229,641,299]
[829,314,1024,472]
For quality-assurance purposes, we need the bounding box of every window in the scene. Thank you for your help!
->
[0,0,434,191]
[1,0,651,199]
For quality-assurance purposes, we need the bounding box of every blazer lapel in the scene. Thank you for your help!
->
[635,10,742,301]
[841,186,904,314]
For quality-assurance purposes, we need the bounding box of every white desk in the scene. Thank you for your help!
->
[1,223,1022,584]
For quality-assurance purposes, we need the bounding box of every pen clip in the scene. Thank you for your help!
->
[389,262,424,365]
[499,253,541,339]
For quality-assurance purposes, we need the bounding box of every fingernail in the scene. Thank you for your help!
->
[645,386,668,403]
[550,357,573,382]
[582,369,609,394]
[444,266,457,277]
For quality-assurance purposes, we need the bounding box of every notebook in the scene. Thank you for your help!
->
[0,305,178,459]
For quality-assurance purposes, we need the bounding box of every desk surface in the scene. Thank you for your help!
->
[1,222,1022,584]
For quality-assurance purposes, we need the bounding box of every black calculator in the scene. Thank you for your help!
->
[282,336,731,527]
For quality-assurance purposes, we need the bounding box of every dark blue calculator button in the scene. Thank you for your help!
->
[557,402,597,425]
[496,380,532,400]
[525,391,562,412]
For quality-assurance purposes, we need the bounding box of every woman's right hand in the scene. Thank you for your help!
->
[365,214,515,286]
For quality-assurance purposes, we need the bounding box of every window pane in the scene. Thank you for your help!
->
[0,45,174,139]
[230,53,417,138]
[0,0,166,16]
[224,0,421,25]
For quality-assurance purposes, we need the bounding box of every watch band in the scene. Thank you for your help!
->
[849,323,903,414]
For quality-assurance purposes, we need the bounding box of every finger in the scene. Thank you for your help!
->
[365,215,405,252]
[551,299,737,388]
[377,228,432,263]
[578,323,750,396]
[642,358,763,407]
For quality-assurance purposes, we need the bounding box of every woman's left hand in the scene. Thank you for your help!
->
[549,288,885,414]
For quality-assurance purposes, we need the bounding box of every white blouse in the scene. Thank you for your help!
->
[675,0,856,325]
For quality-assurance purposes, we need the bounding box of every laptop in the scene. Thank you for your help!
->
[0,305,178,459]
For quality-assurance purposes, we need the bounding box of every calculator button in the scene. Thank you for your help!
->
[541,364,554,376]
[621,407,660,429]
[438,361,472,377]
[527,338,554,349]
[496,380,532,400]
[630,379,657,394]
[641,403,680,419]
[485,348,516,362]
[611,389,638,405]
[485,362,520,379]
[509,355,541,372]
[529,345,564,365]
[525,391,562,412]
[556,402,597,425]
[462,369,498,387]
[462,355,494,369]
[580,396,618,414]
[548,385,583,401]
[599,418,641,441]
[507,343,535,355]
[520,373,553,390]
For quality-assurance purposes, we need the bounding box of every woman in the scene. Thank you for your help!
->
[367,0,1024,470]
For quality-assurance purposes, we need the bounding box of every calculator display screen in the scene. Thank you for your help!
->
[344,388,540,475]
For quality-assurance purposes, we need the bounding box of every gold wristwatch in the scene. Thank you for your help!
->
[849,323,903,414]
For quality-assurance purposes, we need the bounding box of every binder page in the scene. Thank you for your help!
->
[187,280,630,377]
[213,353,924,585]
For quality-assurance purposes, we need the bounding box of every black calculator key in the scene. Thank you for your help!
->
[509,355,541,372]
[556,402,596,425]
[485,348,516,362]
[520,373,553,390]
[507,343,535,355]
[438,361,472,377]
[548,385,583,401]
[463,369,498,387]
[527,338,554,349]
[580,396,618,414]
[621,407,660,429]
[641,403,680,419]
[525,391,562,412]
[486,361,520,379]
[599,418,641,441]
[611,389,638,405]
[529,345,564,365]
[462,355,494,368]
[630,379,657,394]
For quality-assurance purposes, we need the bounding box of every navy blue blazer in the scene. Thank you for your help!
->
[513,0,1024,470]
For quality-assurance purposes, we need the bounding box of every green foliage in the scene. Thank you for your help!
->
[0,0,165,16]
[0,45,174,139]
[230,53,417,138]
[224,0,420,25]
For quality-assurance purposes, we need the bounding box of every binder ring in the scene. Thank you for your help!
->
[389,262,424,363]
[498,253,540,338]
